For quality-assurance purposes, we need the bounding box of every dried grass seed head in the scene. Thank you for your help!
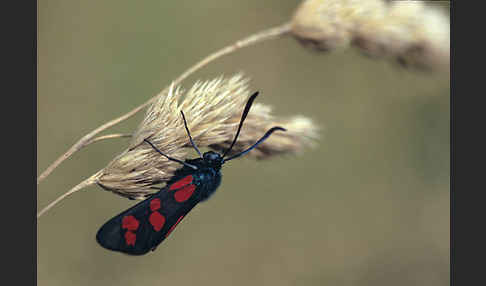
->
[290,0,450,72]
[98,74,318,199]
[291,0,385,51]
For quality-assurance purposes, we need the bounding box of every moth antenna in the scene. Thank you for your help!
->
[144,139,198,170]
[180,110,203,158]
[222,91,259,158]
[223,126,286,162]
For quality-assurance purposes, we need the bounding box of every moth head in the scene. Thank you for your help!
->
[203,151,223,167]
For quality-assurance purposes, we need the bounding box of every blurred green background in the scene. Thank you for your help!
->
[38,1,450,285]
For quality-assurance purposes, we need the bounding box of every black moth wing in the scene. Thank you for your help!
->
[96,177,200,255]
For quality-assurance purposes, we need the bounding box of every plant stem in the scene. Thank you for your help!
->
[86,133,132,145]
[37,22,291,185]
[37,171,102,218]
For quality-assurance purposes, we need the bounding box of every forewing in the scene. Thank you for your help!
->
[96,175,199,255]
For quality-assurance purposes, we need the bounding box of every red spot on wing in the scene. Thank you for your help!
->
[174,184,196,202]
[150,198,161,211]
[169,175,193,191]
[122,215,139,231]
[124,231,136,246]
[149,211,166,231]
[166,215,184,237]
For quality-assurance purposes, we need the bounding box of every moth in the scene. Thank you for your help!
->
[96,92,285,255]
